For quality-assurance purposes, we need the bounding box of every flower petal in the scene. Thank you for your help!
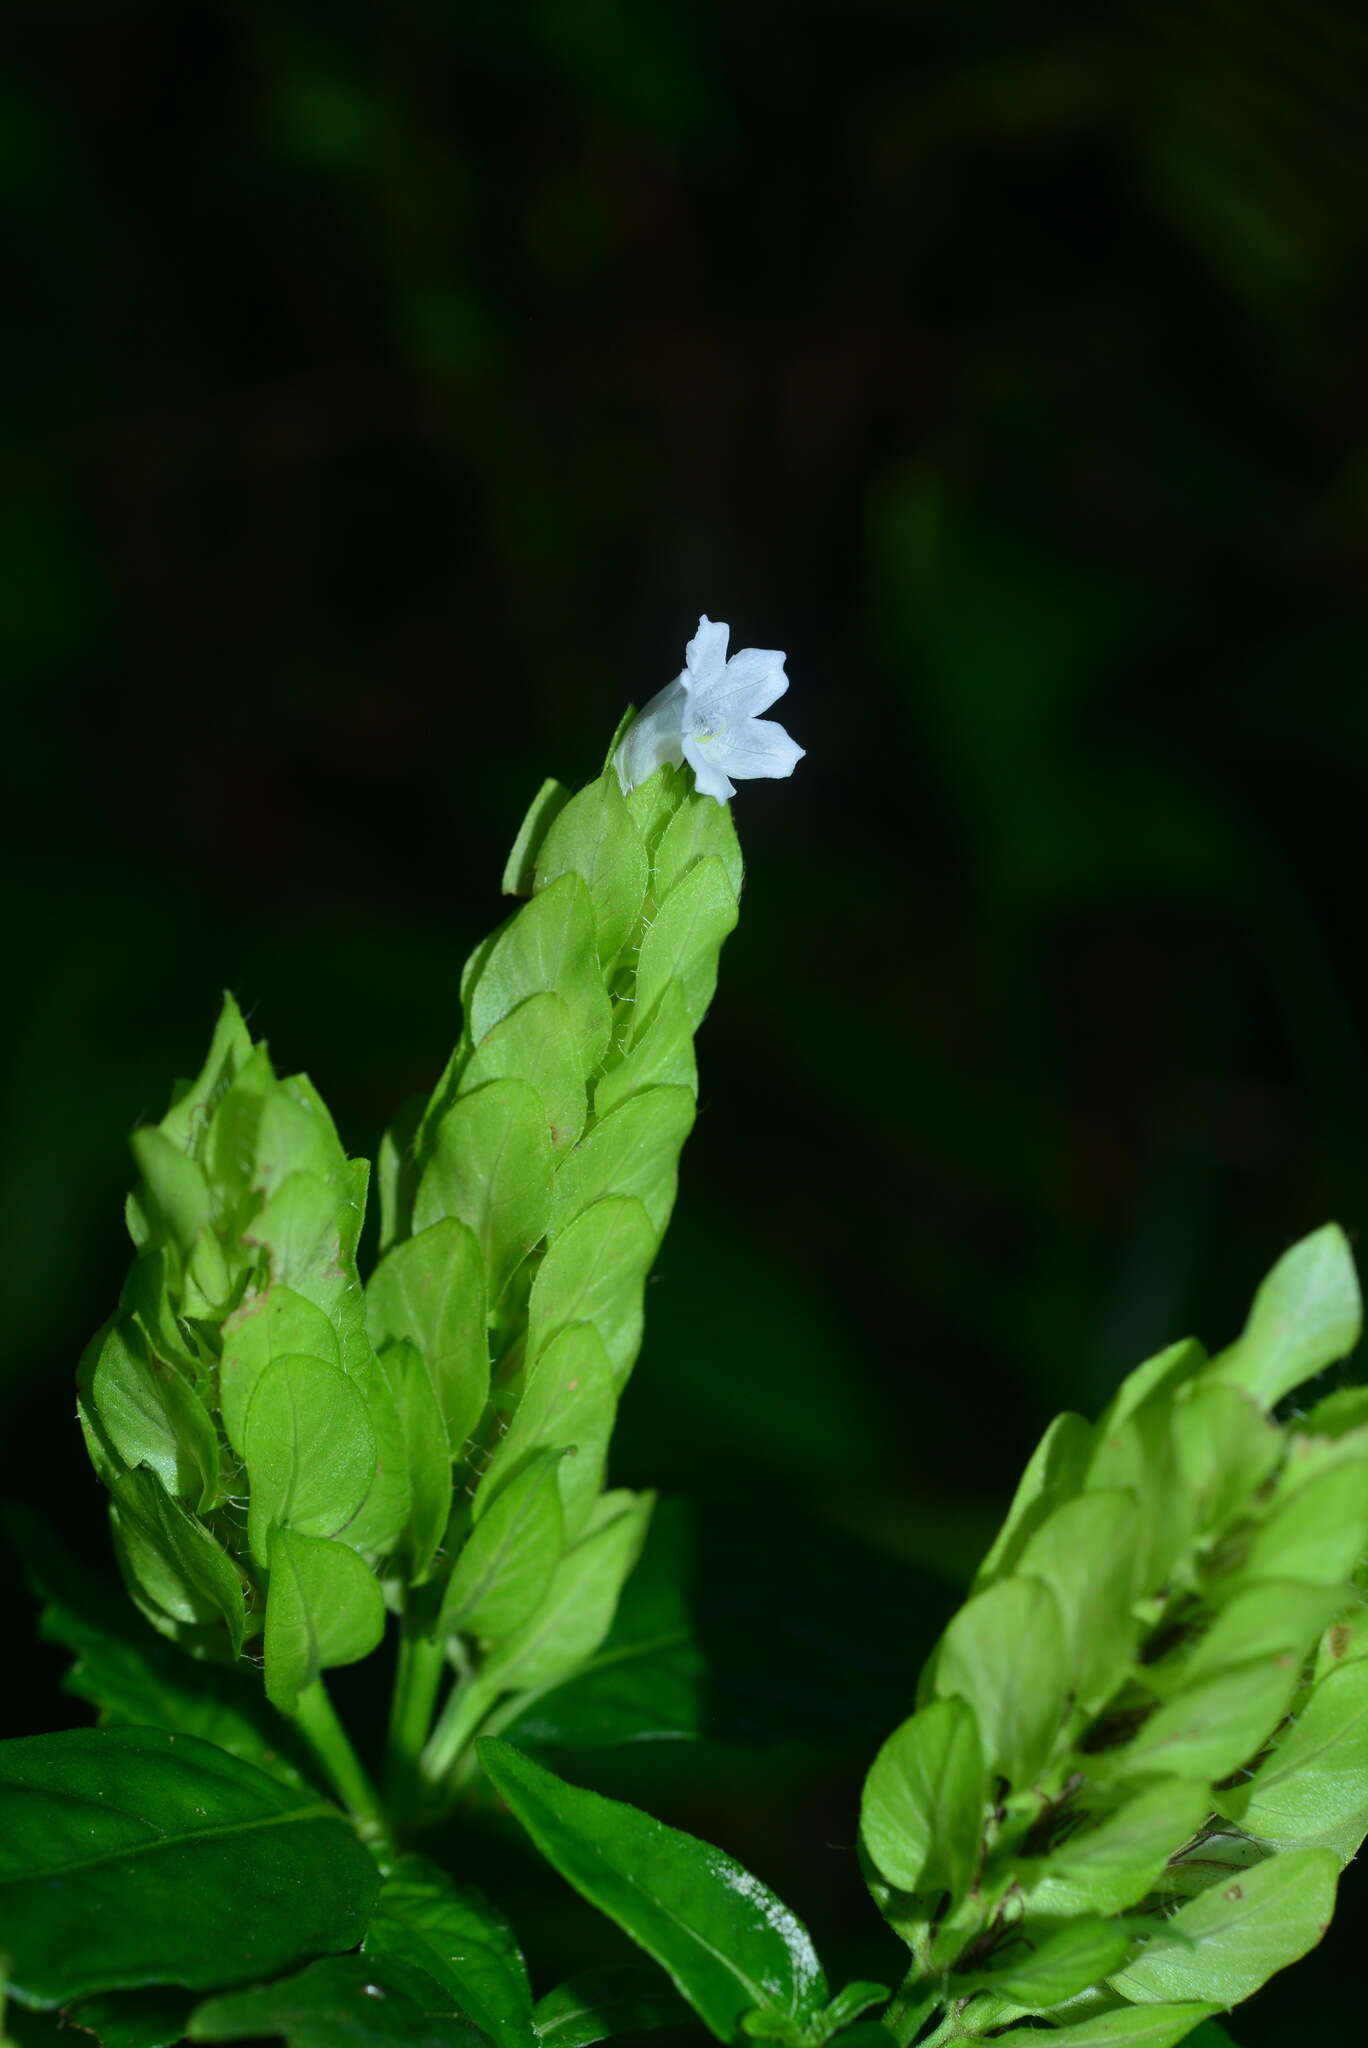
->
[721,647,789,718]
[682,733,736,803]
[684,615,729,688]
[714,715,805,782]
[616,676,688,793]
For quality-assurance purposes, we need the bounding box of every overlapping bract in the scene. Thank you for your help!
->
[77,754,741,1738]
[860,1225,1368,2043]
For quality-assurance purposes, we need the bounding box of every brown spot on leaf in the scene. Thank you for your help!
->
[1224,1883,1244,1902]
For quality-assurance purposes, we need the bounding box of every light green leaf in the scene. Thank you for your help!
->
[368,1219,489,1455]
[263,1530,386,1713]
[440,1454,565,1642]
[130,1126,212,1264]
[527,1196,656,1386]
[549,1086,695,1242]
[377,1094,424,1255]
[478,1323,617,1540]
[0,1727,377,2007]
[336,1345,414,1559]
[988,2007,1219,2047]
[1109,1845,1340,2004]
[533,1967,689,2048]
[1239,1458,1368,1585]
[973,1411,1093,1590]
[653,792,744,902]
[1179,1580,1352,1686]
[364,1854,533,2048]
[465,994,588,1153]
[471,874,612,1068]
[1097,1340,1205,1438]
[1171,1382,1282,1536]
[219,1286,341,1456]
[967,1917,1134,2008]
[1023,1782,1210,1921]
[382,1342,453,1586]
[1220,1660,1368,1850]
[479,1493,653,1695]
[1016,1489,1141,1706]
[243,1355,377,1567]
[90,1317,220,1513]
[189,1955,481,2047]
[157,992,253,1154]
[243,1172,348,1319]
[624,762,690,856]
[594,983,698,1120]
[416,1080,553,1302]
[1210,1224,1361,1410]
[536,771,649,967]
[503,778,572,898]
[860,1695,986,1902]
[478,1740,828,2047]
[108,1470,246,1656]
[634,856,739,1033]
[1111,1658,1300,1786]
[933,1576,1067,1786]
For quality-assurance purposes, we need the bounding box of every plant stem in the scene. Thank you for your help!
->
[290,1678,394,1859]
[384,1620,448,1814]
[420,1664,494,1786]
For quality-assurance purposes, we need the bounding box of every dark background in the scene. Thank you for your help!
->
[3,2,1367,2041]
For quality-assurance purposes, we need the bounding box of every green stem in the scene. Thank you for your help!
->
[289,1678,394,1859]
[385,1622,448,1813]
[420,1664,494,1786]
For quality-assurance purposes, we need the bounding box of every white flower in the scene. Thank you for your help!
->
[615,615,805,804]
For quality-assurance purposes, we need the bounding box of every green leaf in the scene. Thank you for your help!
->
[548,1086,695,1242]
[471,874,612,1068]
[1022,1782,1210,1920]
[62,1990,193,2048]
[1219,1659,1368,1851]
[527,1197,656,1386]
[593,982,698,1121]
[158,992,253,1153]
[967,1918,1134,2007]
[1210,1224,1361,1410]
[12,1509,312,1791]
[860,1696,986,1902]
[90,1317,220,1513]
[503,778,572,898]
[108,1469,246,1656]
[416,1081,553,1301]
[364,1855,533,2048]
[1097,1340,1206,1438]
[973,1411,1093,1590]
[0,1728,377,2007]
[1109,1658,1299,1785]
[536,771,649,967]
[933,1576,1067,1786]
[478,1323,617,1540]
[220,1287,341,1456]
[813,1986,888,2039]
[624,763,690,856]
[464,994,588,1153]
[368,1219,489,1454]
[130,1127,213,1266]
[653,791,744,902]
[1178,1580,1351,1686]
[383,1342,454,1585]
[1015,1488,1141,1706]
[244,1355,377,1568]
[1109,1845,1341,2004]
[378,1095,425,1255]
[440,1453,565,1642]
[633,856,738,1033]
[336,1345,414,1559]
[478,1493,653,1695]
[478,1740,828,2047]
[263,1529,386,1713]
[1239,1457,1368,1585]
[1171,1383,1282,1536]
[987,2008,1219,2047]
[188,1955,481,2047]
[245,1172,349,1318]
[532,1967,689,2048]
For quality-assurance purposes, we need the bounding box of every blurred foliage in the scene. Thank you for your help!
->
[3,0,1368,2039]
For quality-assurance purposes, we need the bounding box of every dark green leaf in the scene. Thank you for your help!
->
[0,1729,377,2007]
[532,1967,689,2048]
[188,1955,481,2048]
[364,1855,533,2048]
[478,1741,827,2047]
[63,1989,193,2048]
